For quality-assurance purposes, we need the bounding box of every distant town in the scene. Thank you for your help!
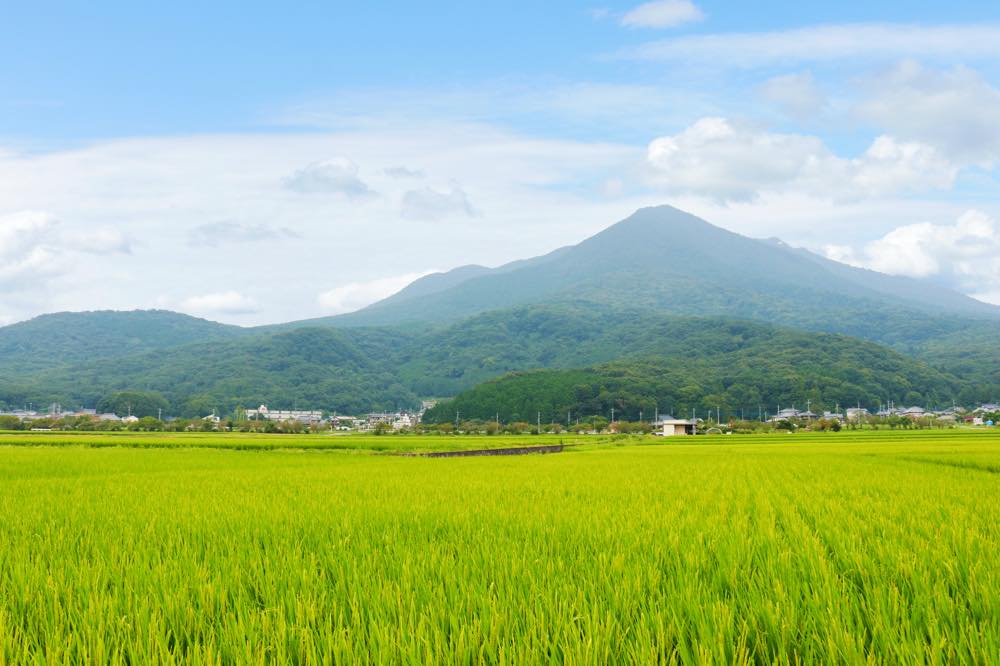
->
[2,400,997,435]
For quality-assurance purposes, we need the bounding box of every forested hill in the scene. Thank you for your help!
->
[0,310,245,375]
[2,304,991,418]
[423,330,971,425]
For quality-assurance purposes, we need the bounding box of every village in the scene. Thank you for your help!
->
[1,400,997,435]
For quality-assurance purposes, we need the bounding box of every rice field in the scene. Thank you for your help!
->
[1,429,998,663]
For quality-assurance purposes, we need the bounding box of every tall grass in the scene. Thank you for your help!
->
[1,431,998,663]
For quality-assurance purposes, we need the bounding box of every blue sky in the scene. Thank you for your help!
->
[2,1,1000,324]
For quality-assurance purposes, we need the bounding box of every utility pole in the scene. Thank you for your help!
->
[537,411,541,433]
[610,407,615,423]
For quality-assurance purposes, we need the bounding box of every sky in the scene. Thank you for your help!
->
[2,0,1000,326]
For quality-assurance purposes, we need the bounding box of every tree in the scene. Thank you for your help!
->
[96,391,169,419]
[0,415,23,430]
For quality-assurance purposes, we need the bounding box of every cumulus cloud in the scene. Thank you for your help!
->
[283,157,375,198]
[619,23,1000,66]
[180,290,259,316]
[1,211,126,292]
[401,185,478,221]
[857,61,1000,165]
[0,212,134,298]
[188,221,299,247]
[825,210,1000,303]
[383,166,424,179]
[646,117,956,201]
[757,72,826,119]
[0,210,57,258]
[621,0,703,29]
[317,271,436,314]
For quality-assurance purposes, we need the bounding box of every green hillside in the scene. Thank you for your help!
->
[0,327,416,416]
[0,310,244,375]
[2,305,990,418]
[424,328,970,424]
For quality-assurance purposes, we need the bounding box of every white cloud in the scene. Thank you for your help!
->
[619,23,1000,66]
[188,221,299,246]
[0,126,640,325]
[621,1,703,29]
[851,136,956,197]
[0,212,128,294]
[857,61,1000,165]
[757,72,826,119]
[825,210,1000,302]
[180,290,259,316]
[383,166,424,179]
[0,212,133,302]
[283,157,375,198]
[317,271,436,314]
[401,185,478,221]
[0,210,57,258]
[646,117,956,201]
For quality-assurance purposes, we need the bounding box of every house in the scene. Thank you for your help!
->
[900,406,926,419]
[329,415,358,430]
[845,408,869,421]
[122,415,139,424]
[769,408,801,422]
[652,416,696,436]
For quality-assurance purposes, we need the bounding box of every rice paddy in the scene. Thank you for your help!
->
[1,429,998,663]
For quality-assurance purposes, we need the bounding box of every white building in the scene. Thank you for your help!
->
[844,408,868,421]
[246,405,323,423]
[652,417,696,436]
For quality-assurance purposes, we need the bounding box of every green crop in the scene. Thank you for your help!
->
[1,430,998,663]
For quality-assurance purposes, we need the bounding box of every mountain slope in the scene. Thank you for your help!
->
[424,329,969,424]
[324,206,1000,348]
[0,310,245,375]
[3,304,991,417]
[1,326,417,416]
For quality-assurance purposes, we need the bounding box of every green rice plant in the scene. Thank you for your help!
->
[0,430,998,663]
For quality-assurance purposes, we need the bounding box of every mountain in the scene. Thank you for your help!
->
[0,310,245,375]
[326,206,1000,348]
[2,205,998,416]
[2,304,990,418]
[0,326,417,415]
[423,326,968,425]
